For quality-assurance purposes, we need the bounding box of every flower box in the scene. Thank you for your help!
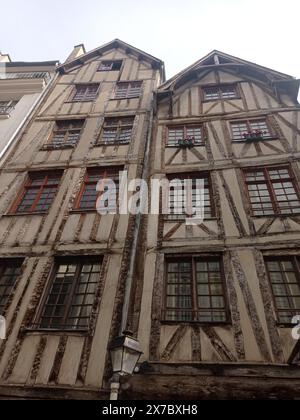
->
[243,130,267,142]
[178,137,195,148]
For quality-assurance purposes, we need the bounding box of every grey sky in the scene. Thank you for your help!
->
[1,0,299,80]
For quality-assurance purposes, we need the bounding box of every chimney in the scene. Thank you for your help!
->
[0,52,11,63]
[65,44,86,63]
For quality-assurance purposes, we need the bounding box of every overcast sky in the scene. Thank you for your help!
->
[1,0,299,81]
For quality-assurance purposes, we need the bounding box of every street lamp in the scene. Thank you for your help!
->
[110,332,143,377]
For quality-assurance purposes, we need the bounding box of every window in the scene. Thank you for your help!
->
[114,82,142,99]
[167,173,214,220]
[203,85,238,101]
[265,257,300,324]
[45,120,85,149]
[75,167,121,211]
[36,258,102,330]
[168,125,204,147]
[244,167,300,216]
[231,119,271,141]
[98,60,122,71]
[71,84,99,102]
[164,257,228,323]
[98,117,134,145]
[11,172,62,214]
[0,260,23,315]
[0,100,18,115]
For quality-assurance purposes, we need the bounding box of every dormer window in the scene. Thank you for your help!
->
[98,60,122,71]
[203,84,238,101]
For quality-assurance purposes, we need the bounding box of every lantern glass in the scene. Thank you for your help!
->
[110,334,143,376]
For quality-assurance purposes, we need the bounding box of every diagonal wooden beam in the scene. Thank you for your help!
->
[288,340,300,365]
[202,326,237,362]
[163,222,183,241]
[161,325,188,361]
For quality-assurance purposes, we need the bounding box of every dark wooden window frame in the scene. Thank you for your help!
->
[162,254,231,325]
[33,256,103,331]
[42,119,85,150]
[74,167,122,212]
[67,84,100,103]
[166,124,205,147]
[0,259,23,315]
[242,166,300,217]
[165,172,216,221]
[113,81,143,100]
[96,116,135,146]
[9,172,62,215]
[98,60,123,72]
[265,256,300,326]
[230,118,276,142]
[202,83,240,102]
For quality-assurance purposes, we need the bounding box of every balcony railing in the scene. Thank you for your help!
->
[0,105,15,115]
[0,72,51,83]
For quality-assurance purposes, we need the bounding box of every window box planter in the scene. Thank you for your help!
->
[243,130,267,142]
[178,137,195,148]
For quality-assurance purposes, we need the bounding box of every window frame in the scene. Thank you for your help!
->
[0,259,23,315]
[202,84,239,101]
[33,256,103,331]
[242,166,300,217]
[162,255,231,325]
[230,118,274,142]
[74,167,122,212]
[165,172,215,221]
[43,119,85,150]
[96,116,135,146]
[9,172,62,215]
[265,256,300,326]
[166,124,204,147]
[114,81,143,100]
[98,60,123,72]
[68,84,100,103]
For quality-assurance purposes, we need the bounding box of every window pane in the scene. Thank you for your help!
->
[39,259,101,330]
[266,257,300,323]
[0,261,23,314]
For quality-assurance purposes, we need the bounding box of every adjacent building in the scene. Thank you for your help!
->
[0,44,300,400]
[0,53,58,161]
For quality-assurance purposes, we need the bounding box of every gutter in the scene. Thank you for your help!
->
[119,93,155,335]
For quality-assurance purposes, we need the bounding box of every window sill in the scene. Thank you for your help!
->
[232,137,278,143]
[161,320,232,326]
[40,145,75,151]
[65,100,97,104]
[203,97,241,103]
[110,96,140,101]
[251,212,300,218]
[69,209,98,214]
[163,217,218,222]
[166,144,205,148]
[4,211,48,217]
[24,327,89,336]
[94,142,130,147]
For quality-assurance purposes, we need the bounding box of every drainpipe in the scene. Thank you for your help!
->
[119,94,154,336]
[109,94,155,401]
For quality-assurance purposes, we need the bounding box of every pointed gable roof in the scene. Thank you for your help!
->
[58,39,165,80]
[159,50,299,101]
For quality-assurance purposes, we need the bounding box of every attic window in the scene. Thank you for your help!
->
[70,84,99,102]
[98,61,122,71]
[203,85,238,101]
